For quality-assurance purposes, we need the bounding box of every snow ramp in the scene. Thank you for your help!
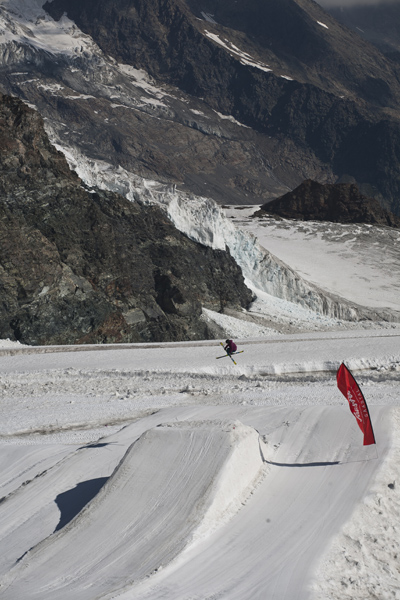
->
[0,420,265,600]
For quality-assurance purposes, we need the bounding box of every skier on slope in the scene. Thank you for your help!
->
[224,339,237,356]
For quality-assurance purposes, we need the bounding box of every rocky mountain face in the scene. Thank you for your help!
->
[1,0,400,345]
[41,0,400,215]
[0,0,400,213]
[0,92,253,345]
[258,179,400,227]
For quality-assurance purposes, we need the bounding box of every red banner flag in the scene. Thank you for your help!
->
[336,363,376,445]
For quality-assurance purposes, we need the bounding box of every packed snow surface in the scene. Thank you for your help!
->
[0,332,399,599]
[0,0,98,57]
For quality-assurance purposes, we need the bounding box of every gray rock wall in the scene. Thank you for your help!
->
[0,93,252,345]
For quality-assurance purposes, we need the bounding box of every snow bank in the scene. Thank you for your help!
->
[311,407,400,600]
[201,307,278,338]
[0,338,27,349]
[190,420,266,540]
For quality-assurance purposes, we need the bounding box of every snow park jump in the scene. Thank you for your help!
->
[1,332,399,599]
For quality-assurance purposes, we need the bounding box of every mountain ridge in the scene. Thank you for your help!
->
[1,0,400,344]
[40,0,400,214]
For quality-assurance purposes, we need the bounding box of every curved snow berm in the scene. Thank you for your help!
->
[0,420,265,600]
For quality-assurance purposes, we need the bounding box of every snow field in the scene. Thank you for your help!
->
[311,407,400,600]
[0,333,400,598]
[225,205,400,312]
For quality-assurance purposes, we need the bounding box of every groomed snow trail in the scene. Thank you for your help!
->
[0,333,399,599]
[117,405,391,600]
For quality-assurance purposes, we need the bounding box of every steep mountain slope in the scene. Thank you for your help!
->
[1,0,400,213]
[46,0,400,106]
[185,0,400,105]
[0,0,297,206]
[0,92,253,345]
[326,2,400,58]
[41,0,400,215]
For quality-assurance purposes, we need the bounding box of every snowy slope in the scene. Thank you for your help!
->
[59,150,400,329]
[0,420,265,599]
[0,0,98,57]
[0,333,399,599]
[225,205,400,312]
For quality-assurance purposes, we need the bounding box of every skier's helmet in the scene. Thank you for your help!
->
[226,339,230,343]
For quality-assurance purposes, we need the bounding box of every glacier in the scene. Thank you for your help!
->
[51,145,399,326]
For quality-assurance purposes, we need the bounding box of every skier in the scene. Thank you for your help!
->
[224,339,237,356]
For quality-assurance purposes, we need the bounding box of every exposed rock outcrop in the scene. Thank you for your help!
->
[0,93,252,345]
[258,179,400,227]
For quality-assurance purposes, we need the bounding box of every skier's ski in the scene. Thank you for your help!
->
[216,351,244,359]
[218,342,241,365]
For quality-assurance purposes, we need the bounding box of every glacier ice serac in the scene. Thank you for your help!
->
[54,146,374,323]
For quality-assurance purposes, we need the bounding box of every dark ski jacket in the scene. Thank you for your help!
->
[224,340,237,354]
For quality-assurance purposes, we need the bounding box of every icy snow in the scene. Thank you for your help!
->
[0,0,99,58]
[0,333,399,599]
[214,110,251,128]
[204,30,272,73]
[201,11,217,25]
[225,206,400,312]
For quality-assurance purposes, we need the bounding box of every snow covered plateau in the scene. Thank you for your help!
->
[1,1,400,599]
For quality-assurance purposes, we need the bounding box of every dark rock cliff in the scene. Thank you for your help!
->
[0,93,252,345]
[258,179,400,227]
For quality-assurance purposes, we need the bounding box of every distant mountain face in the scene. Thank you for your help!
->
[1,0,400,214]
[42,0,400,214]
[45,0,400,106]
